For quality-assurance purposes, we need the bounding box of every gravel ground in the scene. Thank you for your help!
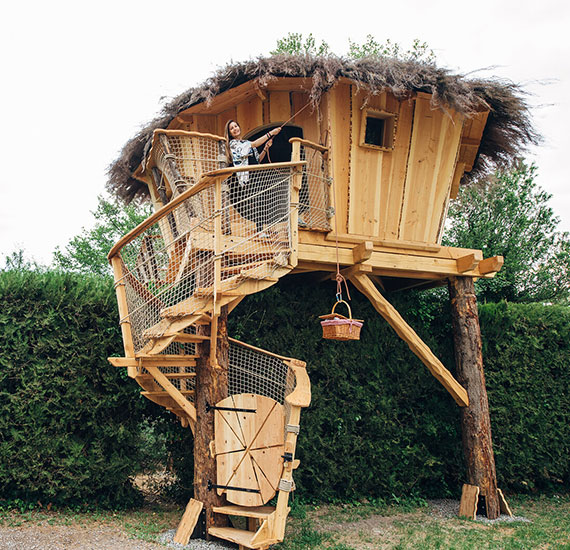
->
[0,524,237,550]
[428,499,530,523]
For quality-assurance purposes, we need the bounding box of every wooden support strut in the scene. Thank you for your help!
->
[349,271,469,407]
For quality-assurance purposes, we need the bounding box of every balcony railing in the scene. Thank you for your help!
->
[291,138,332,232]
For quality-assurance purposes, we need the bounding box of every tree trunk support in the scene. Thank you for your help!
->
[448,276,500,519]
[193,306,230,536]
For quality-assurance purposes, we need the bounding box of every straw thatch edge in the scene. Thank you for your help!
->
[107,55,538,203]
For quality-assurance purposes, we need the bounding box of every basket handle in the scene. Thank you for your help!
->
[331,300,352,320]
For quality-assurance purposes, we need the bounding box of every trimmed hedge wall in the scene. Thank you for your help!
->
[224,275,570,500]
[0,270,156,507]
[1,270,568,506]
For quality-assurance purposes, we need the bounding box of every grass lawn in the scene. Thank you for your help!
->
[1,494,569,549]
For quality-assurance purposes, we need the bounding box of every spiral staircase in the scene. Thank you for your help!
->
[108,132,313,548]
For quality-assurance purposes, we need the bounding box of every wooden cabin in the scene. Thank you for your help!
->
[107,56,533,545]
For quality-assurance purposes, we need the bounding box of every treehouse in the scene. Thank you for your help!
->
[107,56,533,546]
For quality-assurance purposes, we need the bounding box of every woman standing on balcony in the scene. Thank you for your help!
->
[225,120,280,183]
[224,120,281,237]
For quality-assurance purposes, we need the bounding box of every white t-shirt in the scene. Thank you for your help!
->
[230,139,260,185]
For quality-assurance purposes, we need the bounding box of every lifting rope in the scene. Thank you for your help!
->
[263,101,313,163]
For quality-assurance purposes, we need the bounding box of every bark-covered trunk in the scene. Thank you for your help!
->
[194,306,229,534]
[448,276,500,519]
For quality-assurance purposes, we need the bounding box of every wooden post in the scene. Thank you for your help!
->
[110,256,137,378]
[448,276,500,519]
[194,305,229,535]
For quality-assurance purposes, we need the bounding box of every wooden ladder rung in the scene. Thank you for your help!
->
[212,505,274,520]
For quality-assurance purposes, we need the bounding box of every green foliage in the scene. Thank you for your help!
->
[270,33,435,64]
[271,33,330,56]
[0,269,154,507]
[53,195,151,276]
[347,35,436,63]
[223,277,570,500]
[2,249,45,272]
[444,161,570,303]
[479,301,570,492]
[1,271,567,506]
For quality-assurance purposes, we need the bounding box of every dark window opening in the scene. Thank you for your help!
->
[246,125,303,163]
[365,117,386,147]
[360,110,397,150]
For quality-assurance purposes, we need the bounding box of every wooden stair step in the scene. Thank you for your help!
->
[172,333,210,343]
[208,526,276,549]
[137,372,196,380]
[141,391,195,409]
[142,390,194,397]
[221,259,273,276]
[192,288,245,298]
[109,355,198,368]
[212,505,274,520]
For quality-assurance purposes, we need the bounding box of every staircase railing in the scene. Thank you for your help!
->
[109,161,305,354]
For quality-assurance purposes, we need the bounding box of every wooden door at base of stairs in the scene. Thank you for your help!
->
[214,393,285,506]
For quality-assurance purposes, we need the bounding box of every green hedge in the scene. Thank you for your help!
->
[1,270,568,506]
[0,270,157,507]
[480,301,570,493]
[222,275,570,500]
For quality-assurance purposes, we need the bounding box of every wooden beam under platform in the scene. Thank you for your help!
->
[348,272,469,407]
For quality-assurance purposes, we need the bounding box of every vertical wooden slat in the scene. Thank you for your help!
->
[110,255,137,378]
[290,142,302,268]
[328,84,351,234]
[381,95,414,239]
[237,97,263,135]
[269,91,291,123]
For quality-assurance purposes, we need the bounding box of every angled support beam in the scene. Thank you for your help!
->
[349,273,469,407]
[145,365,197,426]
[339,263,373,280]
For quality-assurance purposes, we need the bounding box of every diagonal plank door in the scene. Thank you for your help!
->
[214,393,284,506]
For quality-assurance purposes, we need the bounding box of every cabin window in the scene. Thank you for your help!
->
[360,109,397,151]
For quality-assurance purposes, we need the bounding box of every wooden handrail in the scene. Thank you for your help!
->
[289,137,329,154]
[152,128,225,141]
[108,161,306,260]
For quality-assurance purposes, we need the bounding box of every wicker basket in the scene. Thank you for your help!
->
[319,300,363,341]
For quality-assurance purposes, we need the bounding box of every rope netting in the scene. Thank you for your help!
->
[113,131,332,353]
[299,144,332,231]
[153,132,226,198]
[117,170,294,352]
[137,339,295,413]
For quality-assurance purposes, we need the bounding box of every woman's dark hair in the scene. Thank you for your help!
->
[224,119,239,165]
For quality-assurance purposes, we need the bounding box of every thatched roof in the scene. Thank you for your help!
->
[107,55,538,203]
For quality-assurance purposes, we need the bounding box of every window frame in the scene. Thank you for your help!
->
[359,108,398,151]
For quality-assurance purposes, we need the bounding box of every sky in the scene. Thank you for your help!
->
[1,0,568,265]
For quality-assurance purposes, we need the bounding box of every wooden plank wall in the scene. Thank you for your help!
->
[328,83,352,234]
[172,88,323,150]
[346,88,416,238]
[399,93,464,242]
[166,79,480,248]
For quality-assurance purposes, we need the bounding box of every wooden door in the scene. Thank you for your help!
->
[214,393,284,506]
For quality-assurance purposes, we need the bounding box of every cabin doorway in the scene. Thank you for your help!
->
[246,125,303,163]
